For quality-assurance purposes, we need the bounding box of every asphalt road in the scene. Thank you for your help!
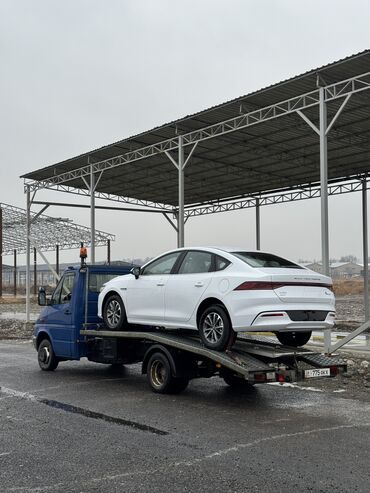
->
[0,341,369,493]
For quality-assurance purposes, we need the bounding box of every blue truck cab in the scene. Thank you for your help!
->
[33,264,132,369]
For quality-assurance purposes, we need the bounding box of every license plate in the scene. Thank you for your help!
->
[304,368,330,378]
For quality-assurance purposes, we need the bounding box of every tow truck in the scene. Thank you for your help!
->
[34,262,347,394]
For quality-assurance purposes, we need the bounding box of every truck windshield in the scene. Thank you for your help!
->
[88,273,123,293]
[231,251,303,269]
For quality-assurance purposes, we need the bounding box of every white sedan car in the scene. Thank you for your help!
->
[98,247,335,351]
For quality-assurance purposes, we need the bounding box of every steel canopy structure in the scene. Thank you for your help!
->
[0,202,114,255]
[22,50,370,351]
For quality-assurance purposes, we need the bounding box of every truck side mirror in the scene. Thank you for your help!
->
[38,287,47,306]
[130,266,141,279]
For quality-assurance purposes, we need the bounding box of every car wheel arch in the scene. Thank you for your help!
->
[102,289,126,312]
[196,297,232,327]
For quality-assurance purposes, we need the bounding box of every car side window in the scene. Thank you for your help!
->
[141,252,181,276]
[178,251,213,274]
[51,273,76,304]
[215,255,231,271]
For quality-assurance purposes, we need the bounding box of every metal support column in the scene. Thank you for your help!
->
[319,87,331,352]
[178,136,185,248]
[26,186,31,322]
[13,249,17,297]
[0,207,2,298]
[56,244,59,276]
[363,179,369,321]
[107,239,111,265]
[90,165,96,264]
[33,247,37,296]
[256,199,260,250]
[319,87,329,276]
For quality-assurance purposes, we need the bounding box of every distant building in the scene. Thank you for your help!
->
[303,261,362,279]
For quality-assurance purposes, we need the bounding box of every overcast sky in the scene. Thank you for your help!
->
[1,0,370,265]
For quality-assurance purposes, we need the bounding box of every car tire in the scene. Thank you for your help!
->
[147,352,189,394]
[222,370,254,389]
[38,339,59,371]
[198,305,233,351]
[275,331,312,347]
[103,294,127,330]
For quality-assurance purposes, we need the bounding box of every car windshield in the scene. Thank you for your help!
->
[232,251,303,269]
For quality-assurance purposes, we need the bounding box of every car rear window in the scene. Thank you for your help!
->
[231,252,303,269]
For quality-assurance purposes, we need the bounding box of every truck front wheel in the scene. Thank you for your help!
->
[147,352,189,394]
[38,339,59,371]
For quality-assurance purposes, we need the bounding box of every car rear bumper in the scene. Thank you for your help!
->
[233,310,335,332]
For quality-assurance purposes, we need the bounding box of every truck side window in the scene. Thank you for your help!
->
[61,273,75,304]
[51,273,75,305]
[51,278,64,305]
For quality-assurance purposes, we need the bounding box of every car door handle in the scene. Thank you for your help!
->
[195,282,204,287]
[156,282,165,286]
[64,309,71,315]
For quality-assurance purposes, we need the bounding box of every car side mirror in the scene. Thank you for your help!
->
[38,287,48,306]
[130,266,141,279]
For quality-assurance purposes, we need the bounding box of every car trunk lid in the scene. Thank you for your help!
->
[257,268,333,303]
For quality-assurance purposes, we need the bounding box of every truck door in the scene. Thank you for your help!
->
[46,271,76,357]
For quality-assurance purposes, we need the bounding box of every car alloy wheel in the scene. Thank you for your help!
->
[198,305,232,351]
[202,312,224,345]
[106,299,122,328]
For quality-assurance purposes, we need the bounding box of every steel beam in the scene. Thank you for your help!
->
[178,136,185,248]
[90,165,96,264]
[26,186,31,323]
[256,199,260,250]
[319,87,330,277]
[107,239,111,265]
[33,247,37,296]
[184,177,370,217]
[56,244,59,276]
[363,179,369,321]
[13,249,17,297]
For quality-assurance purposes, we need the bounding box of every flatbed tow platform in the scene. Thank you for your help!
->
[80,327,347,393]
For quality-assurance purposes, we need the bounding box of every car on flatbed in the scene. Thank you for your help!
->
[98,247,335,351]
[33,264,345,394]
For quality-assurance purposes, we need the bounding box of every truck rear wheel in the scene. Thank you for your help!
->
[275,331,312,347]
[147,352,189,394]
[38,339,59,371]
[103,294,127,330]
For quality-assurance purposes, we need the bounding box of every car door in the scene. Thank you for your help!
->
[164,250,214,325]
[44,271,76,357]
[126,251,182,324]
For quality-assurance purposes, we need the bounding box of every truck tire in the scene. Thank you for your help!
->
[222,370,254,389]
[147,352,189,394]
[275,331,312,347]
[198,305,232,351]
[38,339,59,371]
[103,294,127,330]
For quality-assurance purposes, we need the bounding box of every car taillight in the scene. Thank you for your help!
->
[234,281,333,291]
[234,281,274,290]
